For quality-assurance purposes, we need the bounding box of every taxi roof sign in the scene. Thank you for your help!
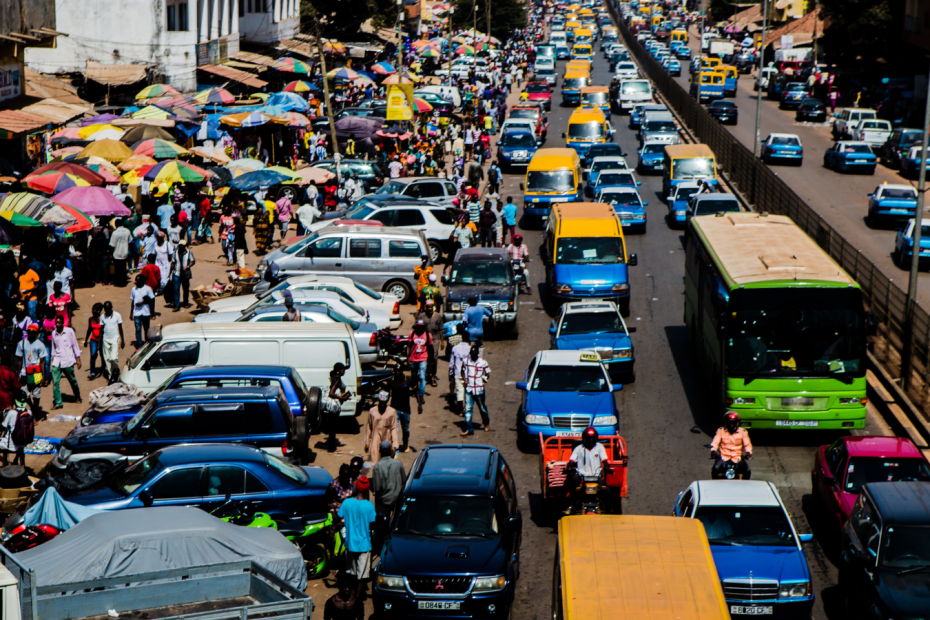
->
[579,352,601,363]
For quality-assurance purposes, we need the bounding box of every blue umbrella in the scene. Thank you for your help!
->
[227,169,292,191]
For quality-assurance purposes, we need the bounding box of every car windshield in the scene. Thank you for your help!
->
[375,181,406,195]
[674,187,699,201]
[394,495,499,536]
[842,144,873,154]
[125,397,157,433]
[450,261,510,285]
[726,287,866,379]
[311,305,361,330]
[902,132,923,146]
[510,109,538,120]
[592,160,625,173]
[693,199,740,215]
[589,145,622,159]
[617,63,636,71]
[602,191,640,207]
[107,454,163,495]
[560,312,625,335]
[534,69,555,78]
[598,172,634,186]
[644,120,676,132]
[642,144,666,155]
[127,340,159,370]
[881,188,917,200]
[843,457,930,493]
[881,526,930,569]
[770,136,800,146]
[527,170,575,193]
[672,157,715,179]
[531,364,609,391]
[583,92,608,103]
[694,506,797,547]
[342,204,377,220]
[354,281,382,300]
[556,237,625,264]
[621,81,650,94]
[564,78,587,89]
[568,122,605,138]
[786,83,806,92]
[264,453,309,485]
[861,121,890,130]
[501,133,537,147]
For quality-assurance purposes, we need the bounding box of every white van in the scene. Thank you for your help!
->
[618,79,653,111]
[121,323,362,416]
[415,85,462,109]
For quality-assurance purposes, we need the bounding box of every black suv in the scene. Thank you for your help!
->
[53,386,304,469]
[442,248,519,337]
[373,445,522,619]
[840,481,930,620]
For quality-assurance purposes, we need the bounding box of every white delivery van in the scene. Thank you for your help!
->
[121,323,362,416]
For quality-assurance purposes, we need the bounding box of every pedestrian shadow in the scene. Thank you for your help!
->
[526,491,559,530]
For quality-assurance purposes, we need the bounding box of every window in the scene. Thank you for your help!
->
[676,489,692,516]
[151,406,194,438]
[205,466,246,496]
[167,5,176,31]
[176,377,281,390]
[148,342,200,369]
[246,471,268,494]
[305,237,342,258]
[368,210,395,225]
[396,210,427,227]
[244,402,274,434]
[349,238,382,258]
[414,183,444,199]
[389,240,422,257]
[851,496,879,556]
[431,209,455,225]
[442,182,457,196]
[825,441,848,481]
[194,403,246,436]
[166,0,188,30]
[149,467,202,499]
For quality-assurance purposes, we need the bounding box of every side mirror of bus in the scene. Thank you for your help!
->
[549,322,556,334]
[516,382,528,390]
[642,201,648,206]
[628,253,638,266]
[562,132,567,139]
[865,311,878,336]
[519,183,525,191]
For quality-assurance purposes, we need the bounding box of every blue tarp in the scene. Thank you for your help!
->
[24,488,104,531]
[265,92,309,112]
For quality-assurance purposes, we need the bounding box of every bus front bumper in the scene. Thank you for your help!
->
[723,407,867,430]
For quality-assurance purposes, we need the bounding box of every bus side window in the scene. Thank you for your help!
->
[701,264,719,328]
[685,236,701,284]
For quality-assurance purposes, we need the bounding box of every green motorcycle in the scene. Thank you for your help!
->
[211,499,344,579]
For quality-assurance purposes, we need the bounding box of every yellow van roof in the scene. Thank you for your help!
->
[558,516,730,620]
[564,70,590,80]
[569,109,606,124]
[552,202,621,236]
[575,28,593,34]
[580,85,609,94]
[527,148,580,171]
[664,144,715,159]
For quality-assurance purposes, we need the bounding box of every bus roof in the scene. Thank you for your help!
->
[568,109,606,124]
[558,516,729,620]
[564,70,590,79]
[527,148,580,171]
[664,144,714,159]
[691,213,856,288]
[552,202,621,234]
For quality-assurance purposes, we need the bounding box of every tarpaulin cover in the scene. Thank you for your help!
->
[16,506,307,590]
[24,488,103,531]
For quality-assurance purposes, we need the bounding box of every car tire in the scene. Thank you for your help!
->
[509,319,519,339]
[306,386,323,433]
[428,240,443,264]
[385,280,413,304]
[893,247,902,268]
[516,430,536,454]
[295,415,309,465]
[278,185,297,202]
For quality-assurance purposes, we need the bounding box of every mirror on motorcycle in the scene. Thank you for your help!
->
[139,491,154,507]
[516,381,528,390]
[628,253,638,266]
[548,322,556,334]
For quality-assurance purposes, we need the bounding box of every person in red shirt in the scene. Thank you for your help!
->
[139,254,161,316]
[0,354,19,412]
[47,281,72,328]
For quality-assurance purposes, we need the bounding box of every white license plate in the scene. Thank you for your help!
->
[621,222,631,226]
[418,601,461,611]
[556,430,581,436]
[730,606,773,615]
[852,159,867,163]
[775,420,818,427]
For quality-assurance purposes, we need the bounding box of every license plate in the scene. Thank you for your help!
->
[556,430,581,436]
[852,159,867,163]
[418,602,461,611]
[730,606,773,615]
[775,420,819,427]
[782,397,815,407]
[621,222,631,226]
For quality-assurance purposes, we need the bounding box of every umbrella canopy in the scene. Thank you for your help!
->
[24,162,105,185]
[0,216,23,247]
[52,128,82,141]
[227,169,293,191]
[372,62,396,75]
[84,164,120,184]
[283,81,315,93]
[0,193,88,228]
[81,113,122,127]
[412,97,433,113]
[49,147,85,160]
[118,154,159,171]
[78,157,121,178]
[381,73,418,85]
[264,166,301,180]
[194,87,236,105]
[89,128,125,142]
[136,84,180,99]
[226,165,256,178]
[25,172,91,195]
[219,111,288,128]
[0,212,42,227]
[455,45,476,55]
[293,167,335,185]
[419,47,442,58]
[78,124,122,139]
[334,116,384,141]
[143,160,207,185]
[77,139,134,163]
[205,166,233,187]
[119,125,175,144]
[412,39,433,48]
[326,67,359,80]
[251,92,270,101]
[188,146,231,164]
[226,158,265,171]
[132,138,189,159]
[282,112,311,127]
[376,128,413,139]
[53,186,132,217]
[273,58,312,74]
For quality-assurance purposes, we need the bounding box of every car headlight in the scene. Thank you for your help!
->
[473,575,507,592]
[632,214,645,220]
[451,302,461,311]
[615,349,632,359]
[524,414,550,425]
[57,446,72,461]
[376,574,406,592]
[839,397,866,405]
[80,415,93,427]
[612,283,629,292]
[554,284,573,294]
[592,415,618,426]
[778,582,811,598]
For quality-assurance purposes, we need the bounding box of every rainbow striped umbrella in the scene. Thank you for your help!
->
[372,62,397,75]
[194,87,235,105]
[143,160,206,185]
[283,80,314,93]
[273,57,312,74]
[455,45,476,55]
[326,67,359,80]
[412,40,433,48]
[132,138,189,159]
[135,84,180,99]
[25,172,91,195]
[419,47,442,58]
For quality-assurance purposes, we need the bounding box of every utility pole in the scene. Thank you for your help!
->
[752,0,769,158]
[396,0,404,71]
[313,33,341,182]
[485,0,491,51]
[811,0,818,67]
[446,7,454,85]
[901,72,930,392]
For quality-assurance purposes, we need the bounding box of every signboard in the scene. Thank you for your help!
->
[781,35,793,50]
[386,84,414,121]
[0,62,22,103]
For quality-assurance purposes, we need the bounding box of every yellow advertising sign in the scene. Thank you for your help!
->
[386,84,414,121]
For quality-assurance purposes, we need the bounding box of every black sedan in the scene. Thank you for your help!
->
[707,100,737,125]
[795,98,827,123]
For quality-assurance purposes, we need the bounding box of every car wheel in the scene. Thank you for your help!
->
[305,386,323,433]
[278,185,297,202]
[385,280,413,304]
[893,247,903,268]
[295,415,309,465]
[428,240,443,263]
[867,166,876,175]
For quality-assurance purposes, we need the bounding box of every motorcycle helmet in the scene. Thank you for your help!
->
[581,427,599,449]
[724,411,741,432]
[513,234,523,243]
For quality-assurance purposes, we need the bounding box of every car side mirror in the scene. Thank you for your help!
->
[636,181,642,186]
[628,326,637,333]
[667,195,674,202]
[507,514,522,533]
[549,322,556,334]
[519,183,525,191]
[139,490,154,507]
[628,253,638,266]
[620,152,627,157]
[516,381,528,390]
[611,384,623,392]
[822,473,836,487]
[833,113,840,118]
[561,132,566,139]
[141,359,152,372]
[867,193,873,197]
[642,201,648,206]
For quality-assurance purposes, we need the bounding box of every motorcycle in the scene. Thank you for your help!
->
[359,367,397,410]
[512,260,529,294]
[376,329,410,362]
[704,444,751,480]
[567,465,615,515]
[1,511,60,552]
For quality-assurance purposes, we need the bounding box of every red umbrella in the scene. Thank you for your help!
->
[23,162,104,185]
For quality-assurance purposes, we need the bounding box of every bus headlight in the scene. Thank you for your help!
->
[839,397,867,405]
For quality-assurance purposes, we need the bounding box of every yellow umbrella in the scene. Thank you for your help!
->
[264,166,302,181]
[77,139,135,163]
[118,154,158,171]
[121,169,144,185]
[78,124,123,139]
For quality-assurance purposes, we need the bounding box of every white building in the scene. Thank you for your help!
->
[25,0,299,92]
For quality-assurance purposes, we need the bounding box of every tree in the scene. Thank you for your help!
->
[301,0,397,39]
[818,0,893,65]
[449,0,526,40]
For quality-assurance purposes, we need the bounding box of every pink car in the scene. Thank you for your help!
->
[811,435,930,530]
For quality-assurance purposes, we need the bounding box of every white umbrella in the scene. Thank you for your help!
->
[90,128,126,142]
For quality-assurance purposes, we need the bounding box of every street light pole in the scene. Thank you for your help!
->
[447,7,454,85]
[752,0,769,158]
[901,73,930,392]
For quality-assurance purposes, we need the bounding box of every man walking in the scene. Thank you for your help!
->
[371,441,406,517]
[169,239,195,311]
[101,301,125,384]
[449,329,471,415]
[337,477,377,595]
[109,221,131,286]
[460,343,491,436]
[416,300,443,387]
[501,197,518,245]
[15,324,47,416]
[50,315,81,410]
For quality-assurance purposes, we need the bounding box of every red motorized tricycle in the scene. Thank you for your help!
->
[538,433,628,516]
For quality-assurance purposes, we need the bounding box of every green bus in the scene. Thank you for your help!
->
[684,212,869,429]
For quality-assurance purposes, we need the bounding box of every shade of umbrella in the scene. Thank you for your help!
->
[219,111,288,128]
[419,47,442,58]
[251,92,270,101]
[24,162,105,185]
[49,147,85,160]
[293,167,335,185]
[264,166,302,180]
[132,138,189,159]
[283,80,314,93]
[25,172,91,195]
[119,125,175,145]
[0,193,88,228]
[227,169,293,191]
[77,139,134,163]
[0,216,23,247]
[412,40,433,48]
[136,84,180,99]
[455,45,476,55]
[52,128,83,141]
[282,112,311,128]
[412,97,433,113]
[326,67,359,80]
[118,154,159,171]
[143,160,207,185]
[84,164,120,184]
[188,146,231,164]
[372,62,396,75]
[226,159,265,171]
[381,73,418,85]
[78,124,122,139]
[53,186,132,217]
[273,57,312,74]
[226,165,256,178]
[90,128,126,142]
[194,87,235,105]
[0,212,42,227]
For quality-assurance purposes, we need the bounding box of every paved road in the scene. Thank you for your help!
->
[475,31,891,620]
[662,29,930,312]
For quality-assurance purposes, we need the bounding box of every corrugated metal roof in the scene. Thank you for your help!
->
[20,98,90,124]
[85,62,149,86]
[199,64,267,88]
[229,51,277,67]
[0,110,49,134]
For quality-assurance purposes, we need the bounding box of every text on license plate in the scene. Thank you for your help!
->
[775,420,818,427]
[418,602,461,610]
[730,606,772,615]
[556,430,581,436]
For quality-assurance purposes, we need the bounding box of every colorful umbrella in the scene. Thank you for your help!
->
[293,167,335,185]
[143,160,207,185]
[78,124,122,139]
[283,81,315,93]
[49,147,84,160]
[118,154,159,171]
[23,162,105,185]
[188,146,231,164]
[52,127,83,141]
[282,112,311,128]
[227,169,293,191]
[79,157,122,178]
[219,111,288,128]
[119,125,175,144]
[323,41,346,54]
[0,212,42,227]
[135,84,180,99]
[419,47,442,58]
[381,73,418,85]
[60,203,93,233]
[264,166,302,180]
[53,186,132,217]
[25,172,91,195]
[251,92,270,101]
[412,40,434,48]
[77,139,135,163]
[120,169,144,185]
[194,87,235,105]
[372,62,397,75]
[273,57,312,74]
[455,45,476,55]
[81,113,121,126]
[84,164,120,184]
[226,159,266,171]
[326,67,359,80]
[226,165,256,178]
[412,97,433,113]
[90,128,125,142]
[0,193,89,228]
[132,138,189,159]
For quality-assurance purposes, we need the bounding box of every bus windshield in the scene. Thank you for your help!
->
[672,157,715,179]
[582,92,608,104]
[527,170,575,193]
[621,81,650,94]
[568,122,605,138]
[556,237,625,264]
[726,288,865,380]
[563,78,587,89]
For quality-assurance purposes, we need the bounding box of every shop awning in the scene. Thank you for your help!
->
[198,64,267,88]
[20,99,90,125]
[85,62,149,86]
[0,110,49,135]
[229,51,278,67]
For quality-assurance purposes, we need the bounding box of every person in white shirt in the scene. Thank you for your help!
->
[129,274,154,348]
[296,203,321,235]
[566,427,611,513]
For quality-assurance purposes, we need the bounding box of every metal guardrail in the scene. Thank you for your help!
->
[610,2,930,431]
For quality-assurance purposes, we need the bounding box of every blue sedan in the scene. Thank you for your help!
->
[497,129,538,171]
[867,183,918,227]
[550,300,635,382]
[596,187,647,233]
[761,133,803,165]
[894,218,930,269]
[66,443,332,519]
[665,181,700,227]
[586,168,640,197]
[823,141,877,174]
[637,140,667,174]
